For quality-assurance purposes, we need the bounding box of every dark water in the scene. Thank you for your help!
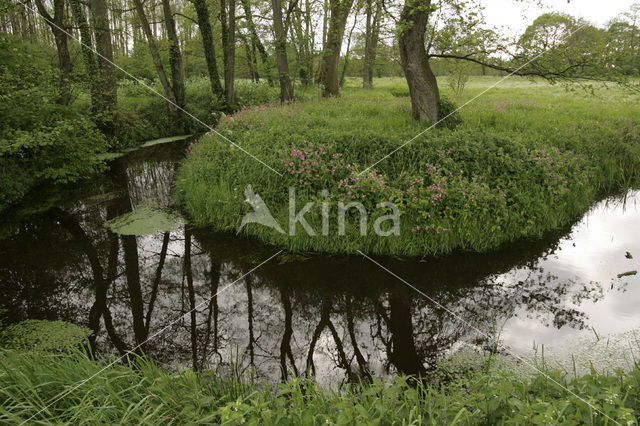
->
[1,139,639,386]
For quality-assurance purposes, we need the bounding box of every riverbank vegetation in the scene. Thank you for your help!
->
[1,343,639,424]
[177,78,640,255]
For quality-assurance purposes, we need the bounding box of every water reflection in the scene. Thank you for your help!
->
[0,140,638,385]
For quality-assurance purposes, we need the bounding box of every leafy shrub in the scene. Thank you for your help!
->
[438,95,462,128]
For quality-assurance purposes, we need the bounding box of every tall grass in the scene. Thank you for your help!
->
[1,348,638,424]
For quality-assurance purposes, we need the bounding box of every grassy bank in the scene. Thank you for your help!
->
[176,77,640,256]
[0,348,638,424]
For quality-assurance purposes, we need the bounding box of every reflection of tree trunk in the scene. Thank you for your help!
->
[184,230,199,371]
[246,276,255,366]
[347,306,371,380]
[202,253,221,364]
[145,232,170,335]
[50,208,128,355]
[122,234,146,351]
[388,292,425,376]
[279,285,298,381]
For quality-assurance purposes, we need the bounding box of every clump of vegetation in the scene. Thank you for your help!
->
[0,348,637,424]
[0,320,91,351]
[176,80,640,256]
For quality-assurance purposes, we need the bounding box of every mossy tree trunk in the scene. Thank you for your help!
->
[272,0,294,101]
[191,0,225,99]
[89,0,118,139]
[161,0,185,111]
[220,0,236,105]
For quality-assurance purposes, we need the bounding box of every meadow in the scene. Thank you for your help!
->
[176,77,640,256]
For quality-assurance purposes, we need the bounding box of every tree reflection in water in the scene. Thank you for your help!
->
[0,142,614,385]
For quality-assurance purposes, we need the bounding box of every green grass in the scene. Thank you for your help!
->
[0,347,638,424]
[175,77,640,256]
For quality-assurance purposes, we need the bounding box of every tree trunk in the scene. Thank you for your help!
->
[161,0,186,110]
[319,0,354,96]
[34,0,72,105]
[69,0,99,113]
[132,0,177,110]
[362,0,381,89]
[241,0,272,83]
[191,0,225,99]
[339,10,357,87]
[398,0,439,123]
[90,0,118,139]
[220,0,236,105]
[272,0,294,101]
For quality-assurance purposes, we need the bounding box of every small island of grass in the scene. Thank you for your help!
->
[176,78,640,256]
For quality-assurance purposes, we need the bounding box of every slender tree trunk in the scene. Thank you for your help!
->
[34,0,73,105]
[398,0,439,123]
[319,0,354,96]
[191,0,225,98]
[90,0,118,139]
[272,0,294,101]
[220,0,236,105]
[240,0,272,83]
[339,10,357,87]
[362,0,381,89]
[132,0,177,110]
[161,0,186,110]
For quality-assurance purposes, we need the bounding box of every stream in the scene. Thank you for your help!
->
[1,138,639,386]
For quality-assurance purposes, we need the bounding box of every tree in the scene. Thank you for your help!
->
[161,0,186,111]
[191,0,225,99]
[33,0,72,105]
[90,0,119,138]
[220,0,237,105]
[272,0,294,100]
[397,0,439,122]
[362,0,382,88]
[319,0,354,96]
[132,0,178,109]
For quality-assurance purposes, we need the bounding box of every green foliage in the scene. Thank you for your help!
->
[0,320,91,351]
[177,78,640,256]
[0,348,638,424]
[0,37,108,212]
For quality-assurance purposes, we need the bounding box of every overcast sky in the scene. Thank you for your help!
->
[481,0,638,36]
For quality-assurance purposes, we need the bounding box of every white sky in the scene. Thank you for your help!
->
[481,0,638,36]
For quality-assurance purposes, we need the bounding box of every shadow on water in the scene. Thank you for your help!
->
[0,138,638,386]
